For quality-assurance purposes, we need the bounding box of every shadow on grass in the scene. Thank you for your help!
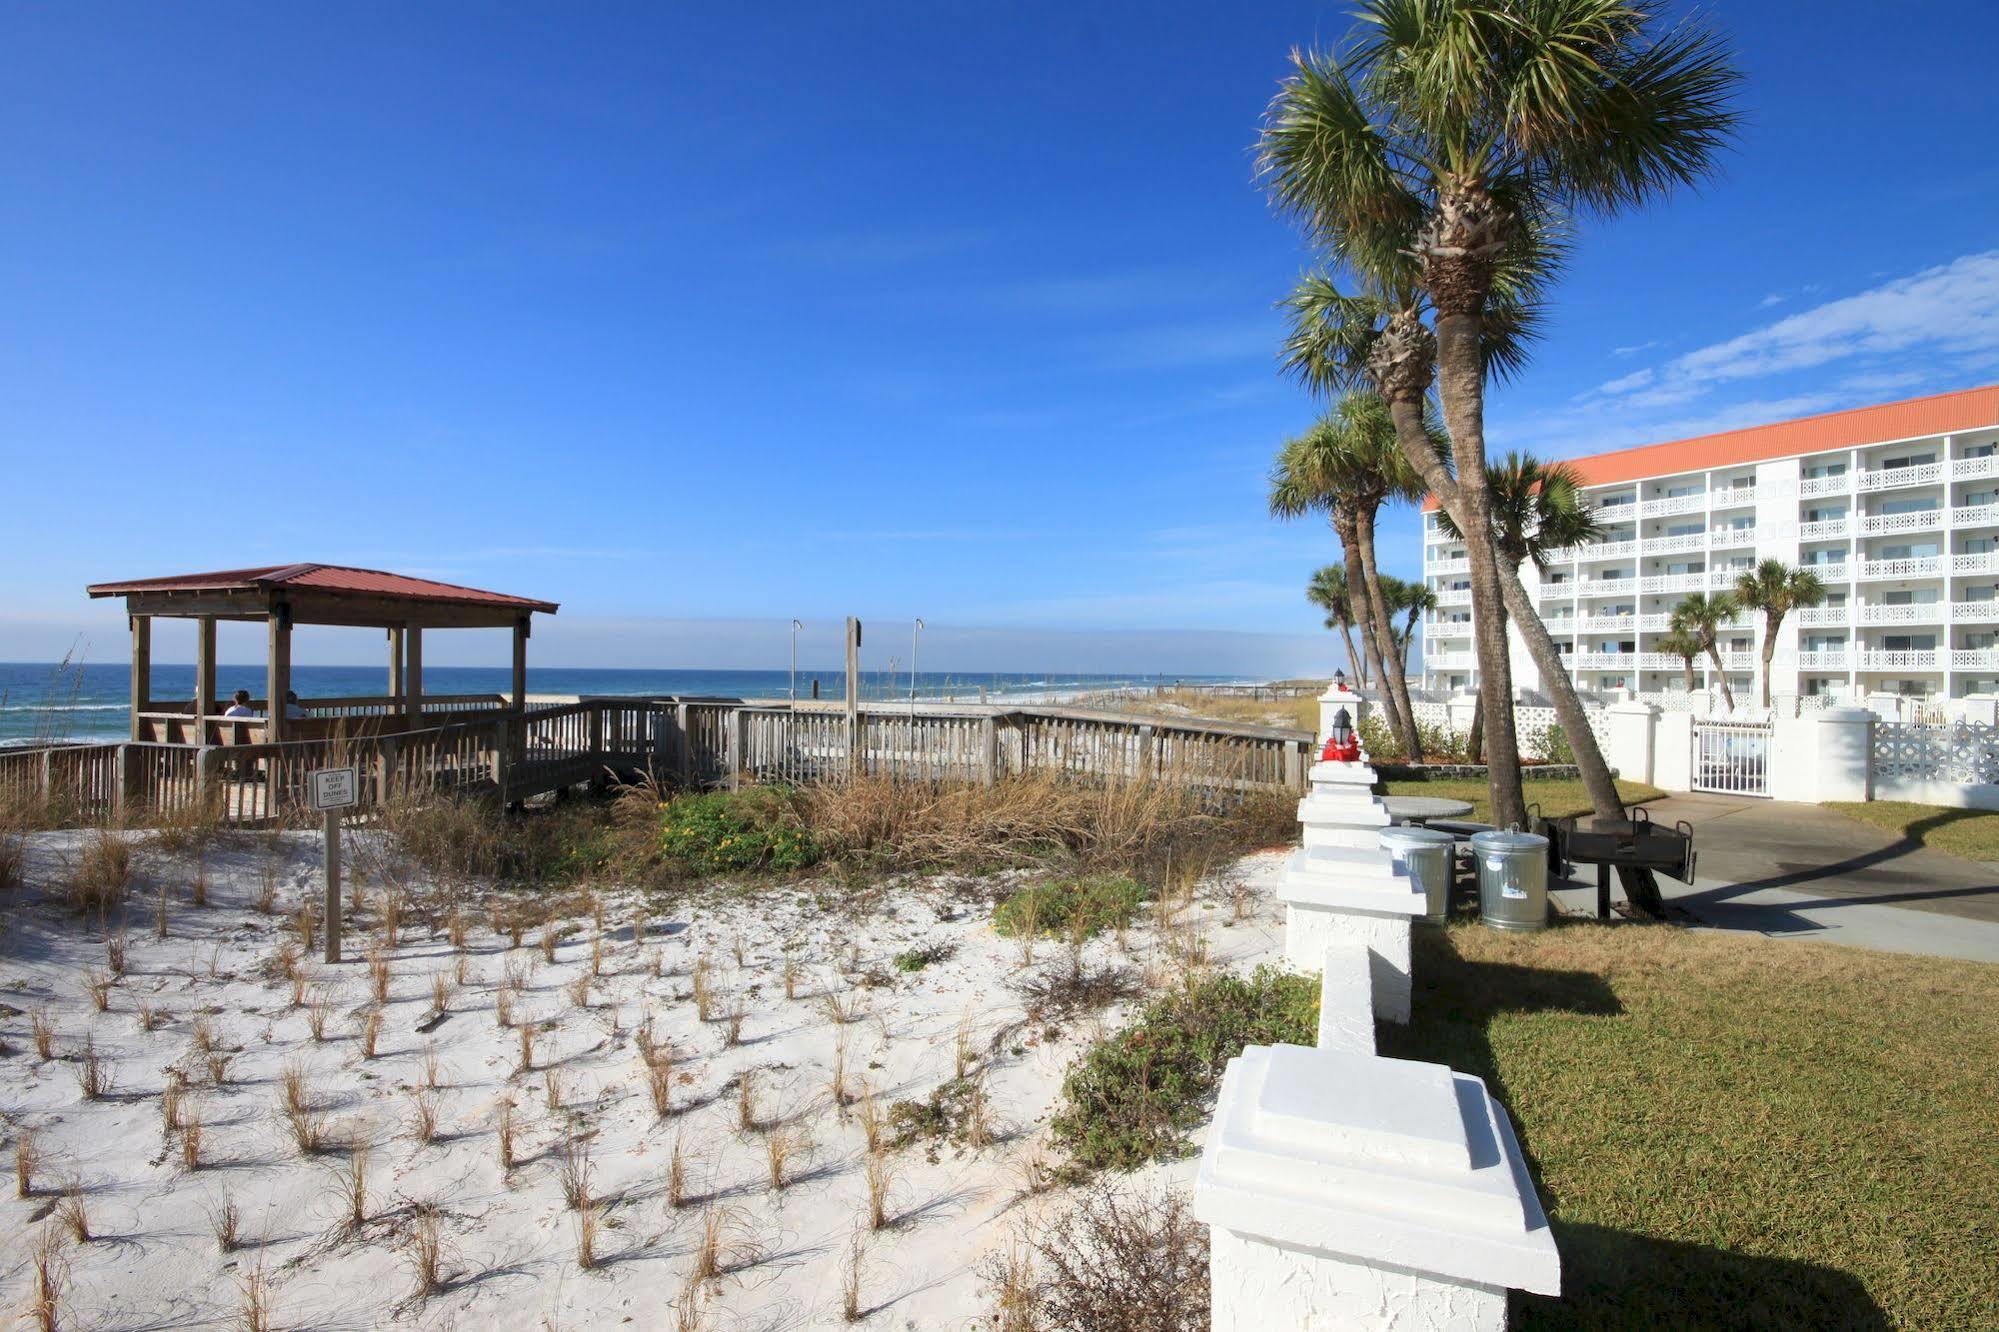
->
[1383,929,1890,1331]
[1515,1221,1889,1330]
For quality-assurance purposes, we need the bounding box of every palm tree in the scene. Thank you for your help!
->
[1379,576,1437,672]
[1259,0,1740,825]
[1269,399,1428,758]
[1306,565,1367,688]
[1432,452,1623,817]
[1669,592,1742,711]
[1656,625,1703,694]
[1734,559,1827,709]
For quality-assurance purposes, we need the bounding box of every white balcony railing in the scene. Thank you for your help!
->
[1798,650,1850,670]
[1853,603,1946,626]
[1709,486,1759,509]
[1645,532,1707,555]
[1952,552,1999,576]
[1572,614,1662,633]
[1951,503,1999,529]
[1534,583,1576,601]
[1858,462,1946,492]
[1800,472,1854,498]
[1952,601,1999,623]
[1798,517,1852,541]
[1850,649,1942,671]
[1952,648,1996,669]
[1718,651,1757,671]
[1856,556,1944,581]
[1639,493,1706,518]
[1858,508,1942,535]
[1710,527,1757,549]
[1955,454,1999,481]
[1797,605,1849,627]
[1573,539,1640,562]
[1427,557,1470,576]
[1425,652,1476,671]
[1435,588,1472,607]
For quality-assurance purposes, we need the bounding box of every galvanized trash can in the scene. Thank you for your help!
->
[1379,827,1457,926]
[1471,828,1550,932]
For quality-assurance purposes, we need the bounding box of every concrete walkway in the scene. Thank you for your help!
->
[1548,792,1999,965]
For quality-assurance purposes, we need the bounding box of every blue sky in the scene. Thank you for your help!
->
[4,1,1997,674]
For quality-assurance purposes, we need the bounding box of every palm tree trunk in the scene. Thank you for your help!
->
[1337,619,1365,691]
[1760,610,1781,710]
[1467,693,1484,763]
[1706,644,1736,711]
[1356,507,1423,760]
[1428,314,1528,829]
[1336,516,1406,749]
[1682,658,1696,692]
[1496,564,1623,821]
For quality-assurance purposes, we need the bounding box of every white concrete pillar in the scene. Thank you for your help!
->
[1816,707,1874,802]
[1446,691,1479,745]
[1956,694,1997,726]
[1195,1044,1561,1332]
[1863,691,1903,725]
[1653,711,1694,791]
[1317,679,1370,744]
[1284,755,1424,1022]
[1604,700,1658,785]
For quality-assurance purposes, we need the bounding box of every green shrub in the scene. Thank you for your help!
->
[1527,723,1577,764]
[1050,966,1319,1170]
[893,942,953,972]
[992,875,1145,940]
[658,789,819,874]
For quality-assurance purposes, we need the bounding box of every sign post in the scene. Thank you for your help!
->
[308,767,358,963]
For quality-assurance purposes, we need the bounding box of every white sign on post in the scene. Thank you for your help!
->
[309,767,358,812]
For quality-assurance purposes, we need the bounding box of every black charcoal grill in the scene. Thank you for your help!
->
[1545,806,1696,919]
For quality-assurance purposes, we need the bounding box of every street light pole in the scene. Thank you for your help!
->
[910,618,924,714]
[790,619,803,711]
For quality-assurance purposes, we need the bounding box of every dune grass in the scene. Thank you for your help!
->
[1821,800,1999,863]
[1378,778,1664,825]
[1384,922,1999,1329]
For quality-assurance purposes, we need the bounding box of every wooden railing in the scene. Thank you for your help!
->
[1,696,1313,826]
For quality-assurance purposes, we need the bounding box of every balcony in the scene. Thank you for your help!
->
[1858,462,1947,491]
[1851,649,1942,671]
[1951,503,1999,528]
[1710,527,1757,550]
[1798,649,1850,670]
[1953,552,1999,576]
[1855,555,1943,581]
[1800,472,1854,498]
[1425,652,1476,671]
[1953,649,1997,669]
[1571,651,1640,671]
[1853,603,1946,626]
[1645,532,1707,555]
[1639,571,1727,595]
[1639,493,1705,518]
[1857,508,1942,536]
[1435,588,1473,607]
[1571,539,1640,562]
[1955,454,1999,481]
[1797,605,1849,627]
[1572,613,1668,633]
[1953,601,1999,623]
[1709,486,1759,509]
[1798,517,1852,541]
[1534,582,1576,602]
[1427,556,1470,576]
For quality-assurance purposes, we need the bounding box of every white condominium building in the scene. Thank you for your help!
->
[1420,385,1999,702]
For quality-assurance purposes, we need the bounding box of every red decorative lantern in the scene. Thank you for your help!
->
[1321,706,1360,762]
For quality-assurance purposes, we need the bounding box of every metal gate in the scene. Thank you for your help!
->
[1691,719,1772,796]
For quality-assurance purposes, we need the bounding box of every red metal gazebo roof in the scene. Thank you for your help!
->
[87,563,559,614]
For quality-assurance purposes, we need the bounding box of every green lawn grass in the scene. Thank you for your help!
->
[1821,800,1999,863]
[1379,778,1664,825]
[1384,923,1998,1328]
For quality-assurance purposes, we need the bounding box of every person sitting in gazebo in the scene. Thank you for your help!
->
[223,689,256,718]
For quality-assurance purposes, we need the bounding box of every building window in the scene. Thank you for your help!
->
[1803,461,1849,479]
[1881,452,1937,470]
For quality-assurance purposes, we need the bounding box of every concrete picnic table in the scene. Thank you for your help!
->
[1380,795,1477,825]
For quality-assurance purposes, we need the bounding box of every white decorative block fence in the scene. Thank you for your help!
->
[1198,691,1562,1329]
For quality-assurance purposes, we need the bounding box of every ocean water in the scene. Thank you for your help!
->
[0,662,1236,747]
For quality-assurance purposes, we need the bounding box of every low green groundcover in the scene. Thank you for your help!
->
[657,789,819,873]
[1051,965,1318,1170]
[992,875,1146,940]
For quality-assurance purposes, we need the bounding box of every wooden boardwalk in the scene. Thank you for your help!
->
[1,696,1315,828]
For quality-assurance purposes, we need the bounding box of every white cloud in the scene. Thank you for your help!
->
[1757,292,1786,308]
[1611,340,1660,357]
[1599,250,1999,404]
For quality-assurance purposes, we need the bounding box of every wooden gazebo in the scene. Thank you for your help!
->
[87,564,558,745]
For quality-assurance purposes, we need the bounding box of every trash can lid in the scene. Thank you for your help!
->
[1469,828,1548,853]
[1378,827,1457,849]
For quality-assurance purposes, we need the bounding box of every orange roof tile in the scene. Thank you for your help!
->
[1422,384,1999,510]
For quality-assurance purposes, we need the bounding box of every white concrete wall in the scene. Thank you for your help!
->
[1654,711,1694,791]
[1209,1227,1505,1332]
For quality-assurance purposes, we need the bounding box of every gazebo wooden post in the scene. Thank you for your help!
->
[266,601,292,744]
[511,617,529,710]
[129,614,152,741]
[387,626,405,703]
[403,627,424,726]
[193,616,217,743]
